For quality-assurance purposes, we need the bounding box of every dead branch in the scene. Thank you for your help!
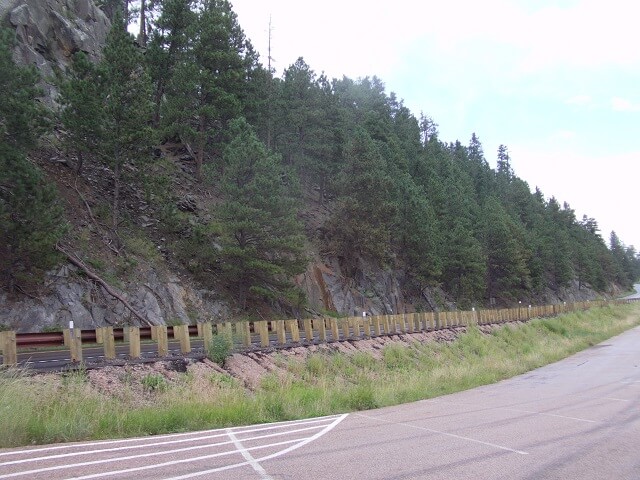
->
[56,244,152,326]
[65,180,121,256]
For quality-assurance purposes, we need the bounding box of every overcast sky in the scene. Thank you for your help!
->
[231,0,640,249]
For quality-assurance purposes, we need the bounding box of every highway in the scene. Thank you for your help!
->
[1,325,638,479]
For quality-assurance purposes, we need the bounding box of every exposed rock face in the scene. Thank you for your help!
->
[0,265,229,332]
[297,257,411,316]
[1,0,110,105]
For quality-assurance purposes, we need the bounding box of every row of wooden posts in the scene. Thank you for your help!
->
[0,300,619,366]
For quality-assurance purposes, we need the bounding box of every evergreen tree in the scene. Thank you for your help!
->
[98,16,154,233]
[162,0,254,180]
[480,197,531,300]
[59,52,102,174]
[218,118,306,308]
[325,128,396,272]
[0,28,65,291]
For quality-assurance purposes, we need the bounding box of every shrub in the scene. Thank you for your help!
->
[207,333,232,366]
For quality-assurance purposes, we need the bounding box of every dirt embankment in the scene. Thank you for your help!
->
[83,325,508,398]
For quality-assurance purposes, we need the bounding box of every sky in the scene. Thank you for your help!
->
[231,0,640,249]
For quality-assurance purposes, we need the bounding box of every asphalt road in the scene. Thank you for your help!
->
[624,283,640,300]
[1,326,639,479]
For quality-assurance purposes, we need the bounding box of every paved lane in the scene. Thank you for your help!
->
[624,283,640,300]
[1,326,639,479]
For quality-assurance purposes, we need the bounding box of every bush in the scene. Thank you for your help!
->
[207,333,232,366]
[141,373,168,392]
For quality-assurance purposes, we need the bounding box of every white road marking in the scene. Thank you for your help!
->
[602,397,630,402]
[0,415,340,458]
[504,408,598,424]
[0,415,347,479]
[0,423,330,477]
[166,413,349,479]
[356,413,529,455]
[226,429,272,480]
[67,438,304,480]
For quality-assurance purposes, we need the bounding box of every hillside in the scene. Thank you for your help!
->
[1,0,639,332]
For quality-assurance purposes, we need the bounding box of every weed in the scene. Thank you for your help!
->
[141,374,168,392]
[206,333,233,366]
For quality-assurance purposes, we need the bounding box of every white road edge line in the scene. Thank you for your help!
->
[226,429,273,480]
[356,413,529,455]
[0,414,344,458]
[0,423,331,477]
[165,413,349,480]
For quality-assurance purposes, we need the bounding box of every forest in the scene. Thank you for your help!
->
[1,0,639,314]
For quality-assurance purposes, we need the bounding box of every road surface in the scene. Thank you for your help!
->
[624,283,640,300]
[1,325,639,479]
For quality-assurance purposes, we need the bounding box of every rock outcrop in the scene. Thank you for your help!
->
[0,264,229,332]
[1,0,110,105]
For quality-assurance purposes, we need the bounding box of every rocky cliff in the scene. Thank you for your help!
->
[1,0,109,106]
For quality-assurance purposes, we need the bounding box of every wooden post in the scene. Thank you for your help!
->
[95,327,105,345]
[341,318,350,340]
[330,318,340,341]
[363,316,371,337]
[154,325,168,357]
[384,315,392,335]
[242,321,252,347]
[257,321,269,347]
[373,315,381,336]
[404,314,413,334]
[314,318,326,342]
[288,320,300,343]
[178,324,191,353]
[304,318,314,343]
[351,316,361,339]
[128,326,141,359]
[1,331,17,366]
[67,328,83,363]
[382,315,390,335]
[202,322,213,349]
[277,320,287,345]
[103,326,116,359]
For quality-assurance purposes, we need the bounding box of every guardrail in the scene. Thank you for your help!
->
[0,299,636,368]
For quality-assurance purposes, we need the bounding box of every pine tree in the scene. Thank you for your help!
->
[162,0,253,180]
[326,128,396,271]
[218,118,306,308]
[98,17,154,233]
[59,52,102,174]
[0,28,65,291]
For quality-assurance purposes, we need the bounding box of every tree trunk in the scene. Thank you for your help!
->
[75,150,84,176]
[138,0,146,46]
[113,151,120,234]
[196,115,205,182]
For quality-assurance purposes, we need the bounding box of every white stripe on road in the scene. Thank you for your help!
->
[226,429,272,480]
[0,421,337,477]
[504,408,598,424]
[166,414,349,479]
[0,415,342,458]
[356,413,529,455]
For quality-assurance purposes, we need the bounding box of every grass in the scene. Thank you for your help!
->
[0,304,638,448]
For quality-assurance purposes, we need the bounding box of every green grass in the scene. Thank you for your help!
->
[1,304,638,448]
